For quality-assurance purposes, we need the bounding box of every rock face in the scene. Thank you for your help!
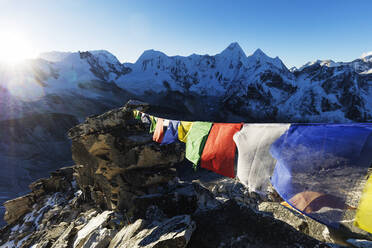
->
[4,101,372,247]
[67,100,184,216]
[2,195,34,226]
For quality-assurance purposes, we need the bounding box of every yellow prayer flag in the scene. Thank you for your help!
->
[355,175,372,233]
[178,121,193,143]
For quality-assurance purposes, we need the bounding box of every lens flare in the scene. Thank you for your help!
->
[0,27,38,65]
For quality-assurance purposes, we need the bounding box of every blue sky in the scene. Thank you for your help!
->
[0,0,371,68]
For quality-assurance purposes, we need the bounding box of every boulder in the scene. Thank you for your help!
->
[73,210,113,248]
[259,201,372,246]
[109,215,195,248]
[109,219,148,248]
[80,228,117,248]
[50,222,75,248]
[3,194,34,225]
[258,201,328,242]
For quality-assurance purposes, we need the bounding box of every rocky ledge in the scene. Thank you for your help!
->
[1,100,371,247]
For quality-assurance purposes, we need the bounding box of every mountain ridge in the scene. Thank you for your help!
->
[1,42,372,123]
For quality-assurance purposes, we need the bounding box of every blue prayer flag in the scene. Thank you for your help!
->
[271,124,372,228]
[161,121,180,145]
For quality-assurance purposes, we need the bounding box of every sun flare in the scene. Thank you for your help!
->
[0,28,37,65]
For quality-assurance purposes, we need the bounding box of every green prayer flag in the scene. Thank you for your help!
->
[135,110,141,120]
[185,122,213,168]
[149,116,157,133]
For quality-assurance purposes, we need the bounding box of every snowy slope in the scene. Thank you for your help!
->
[0,50,133,120]
[118,42,292,97]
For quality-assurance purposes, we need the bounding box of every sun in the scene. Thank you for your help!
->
[0,28,38,65]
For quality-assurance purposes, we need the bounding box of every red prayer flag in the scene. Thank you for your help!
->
[153,118,165,143]
[201,123,243,178]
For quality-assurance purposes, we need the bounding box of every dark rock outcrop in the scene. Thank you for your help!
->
[67,100,184,217]
[189,200,328,248]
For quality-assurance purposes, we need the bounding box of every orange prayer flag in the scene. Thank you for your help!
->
[201,123,242,178]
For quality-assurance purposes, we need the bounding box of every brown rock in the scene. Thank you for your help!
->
[3,195,34,225]
[68,101,184,214]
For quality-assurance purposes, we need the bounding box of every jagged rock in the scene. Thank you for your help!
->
[80,227,117,248]
[68,101,184,215]
[73,210,113,248]
[67,100,149,139]
[3,165,76,225]
[50,222,75,248]
[0,189,86,248]
[3,195,34,225]
[259,201,372,246]
[109,219,148,248]
[110,215,195,248]
[188,200,328,248]
[258,201,329,242]
[131,181,199,220]
[29,166,75,196]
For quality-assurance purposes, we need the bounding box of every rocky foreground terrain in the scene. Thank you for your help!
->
[1,100,372,248]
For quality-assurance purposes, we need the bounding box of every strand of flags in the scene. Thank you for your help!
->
[133,110,372,234]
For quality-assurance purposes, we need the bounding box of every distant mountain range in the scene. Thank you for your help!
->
[1,42,372,123]
[1,42,372,225]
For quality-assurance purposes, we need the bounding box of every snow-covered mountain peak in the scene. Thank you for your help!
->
[129,49,170,73]
[89,50,121,64]
[215,42,249,69]
[298,60,320,71]
[361,51,372,58]
[247,48,286,71]
[298,59,340,71]
[319,60,339,67]
[251,48,267,58]
[219,42,246,58]
[361,54,372,62]
[136,49,168,62]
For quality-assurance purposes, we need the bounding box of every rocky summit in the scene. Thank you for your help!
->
[3,100,372,248]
